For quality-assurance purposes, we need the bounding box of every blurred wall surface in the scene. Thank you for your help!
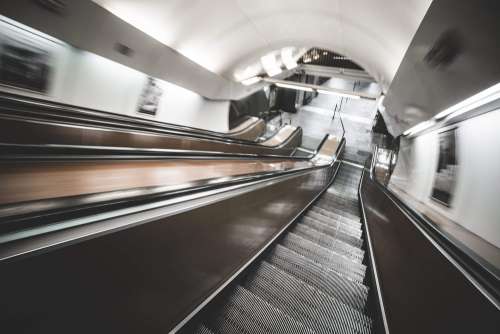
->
[389,109,500,248]
[0,16,230,132]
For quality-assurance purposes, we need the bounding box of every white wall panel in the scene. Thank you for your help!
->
[389,109,500,248]
[0,16,230,132]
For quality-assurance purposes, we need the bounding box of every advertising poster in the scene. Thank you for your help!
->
[0,35,51,93]
[431,128,458,206]
[137,76,163,116]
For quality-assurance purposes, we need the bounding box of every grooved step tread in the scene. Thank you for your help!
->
[293,223,364,263]
[308,206,361,228]
[244,261,372,334]
[209,285,314,334]
[296,219,363,249]
[280,234,367,283]
[314,202,360,221]
[302,213,362,239]
[267,245,369,311]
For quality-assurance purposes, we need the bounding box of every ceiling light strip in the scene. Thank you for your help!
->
[434,82,500,120]
[275,82,314,92]
[403,81,500,137]
[263,78,377,100]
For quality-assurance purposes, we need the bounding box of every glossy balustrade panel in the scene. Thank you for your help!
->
[360,173,500,333]
[0,158,314,206]
[0,165,335,334]
[0,115,301,156]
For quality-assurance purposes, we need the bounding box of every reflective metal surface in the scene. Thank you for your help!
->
[0,93,300,156]
[0,163,336,333]
[0,115,301,157]
[360,168,500,333]
[223,117,266,141]
[0,158,310,205]
[0,135,340,234]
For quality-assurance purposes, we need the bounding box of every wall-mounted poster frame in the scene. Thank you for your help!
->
[137,76,163,116]
[0,30,52,94]
[431,127,458,207]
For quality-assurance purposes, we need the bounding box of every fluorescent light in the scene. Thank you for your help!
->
[317,89,360,99]
[240,76,261,86]
[403,120,435,136]
[276,82,314,92]
[261,54,282,77]
[434,82,500,120]
[281,47,298,70]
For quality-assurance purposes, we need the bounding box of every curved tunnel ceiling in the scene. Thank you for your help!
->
[93,0,432,92]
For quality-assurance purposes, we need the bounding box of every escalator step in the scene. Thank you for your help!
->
[333,180,359,188]
[296,218,363,249]
[297,219,363,248]
[316,199,359,217]
[308,206,361,228]
[193,324,216,334]
[244,261,372,334]
[293,224,364,263]
[314,202,360,222]
[322,193,359,208]
[302,213,362,239]
[280,234,366,282]
[267,245,369,311]
[208,285,314,334]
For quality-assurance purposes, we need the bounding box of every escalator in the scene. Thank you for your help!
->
[0,92,301,156]
[185,163,375,334]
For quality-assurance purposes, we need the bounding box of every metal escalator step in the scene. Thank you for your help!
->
[326,190,358,201]
[331,180,359,190]
[302,213,362,239]
[293,224,364,263]
[308,206,361,228]
[267,245,369,311]
[290,223,365,263]
[280,233,366,282]
[314,202,360,221]
[244,261,373,334]
[210,285,314,334]
[317,199,359,217]
[193,324,217,334]
[332,176,360,184]
[305,211,361,233]
[296,217,363,249]
[322,193,359,208]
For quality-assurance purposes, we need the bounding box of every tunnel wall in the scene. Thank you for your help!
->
[0,16,230,132]
[388,109,500,248]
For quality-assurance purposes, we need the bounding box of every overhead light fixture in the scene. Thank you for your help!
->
[434,82,500,120]
[317,89,360,99]
[261,54,282,77]
[402,120,435,137]
[377,95,386,112]
[281,47,298,70]
[240,76,262,86]
[275,82,314,92]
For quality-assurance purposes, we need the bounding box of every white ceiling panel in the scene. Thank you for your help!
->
[94,0,432,91]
